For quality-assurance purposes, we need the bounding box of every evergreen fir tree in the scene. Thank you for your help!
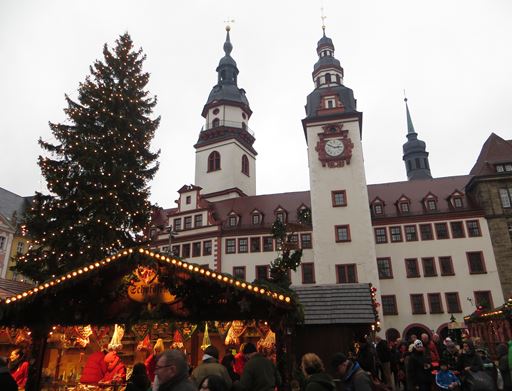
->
[15,33,160,282]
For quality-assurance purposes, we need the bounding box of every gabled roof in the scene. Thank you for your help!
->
[367,175,477,217]
[0,187,33,225]
[293,284,375,324]
[470,133,512,176]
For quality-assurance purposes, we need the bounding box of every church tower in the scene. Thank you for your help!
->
[302,27,380,288]
[402,98,432,180]
[194,27,257,201]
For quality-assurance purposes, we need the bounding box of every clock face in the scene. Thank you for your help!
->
[324,139,344,157]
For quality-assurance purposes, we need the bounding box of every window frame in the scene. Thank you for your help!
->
[331,190,347,207]
[262,236,274,252]
[410,294,426,314]
[377,257,393,279]
[434,222,450,239]
[250,237,261,253]
[241,154,250,176]
[182,243,191,258]
[208,151,221,172]
[173,218,182,231]
[336,263,358,283]
[404,225,418,242]
[374,227,388,244]
[450,221,465,238]
[194,214,203,228]
[389,226,403,242]
[381,295,398,315]
[439,256,455,276]
[184,216,192,230]
[405,258,420,278]
[301,262,316,284]
[419,224,434,240]
[192,242,201,257]
[421,257,437,277]
[373,203,384,215]
[255,265,269,281]
[335,225,351,242]
[499,188,512,208]
[238,238,249,253]
[445,292,462,313]
[474,290,494,309]
[466,220,482,237]
[203,240,212,256]
[226,238,236,254]
[251,213,261,225]
[233,266,246,280]
[300,233,312,249]
[467,251,487,274]
[427,293,444,314]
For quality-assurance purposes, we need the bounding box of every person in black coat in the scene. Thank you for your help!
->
[405,340,431,391]
[0,356,18,391]
[126,362,151,391]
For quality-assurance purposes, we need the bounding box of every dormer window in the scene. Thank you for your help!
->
[252,214,261,225]
[228,215,238,227]
[453,197,463,208]
[371,198,385,215]
[397,195,411,214]
[400,202,410,213]
[208,151,221,172]
[496,163,512,173]
[423,193,438,211]
[274,208,287,223]
[427,200,437,210]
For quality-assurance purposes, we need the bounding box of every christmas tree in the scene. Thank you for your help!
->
[14,33,160,282]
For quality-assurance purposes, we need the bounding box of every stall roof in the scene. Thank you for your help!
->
[0,278,34,299]
[293,283,375,324]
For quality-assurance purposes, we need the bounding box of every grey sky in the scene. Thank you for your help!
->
[1,0,511,207]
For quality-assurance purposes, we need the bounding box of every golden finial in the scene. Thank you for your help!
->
[321,6,327,36]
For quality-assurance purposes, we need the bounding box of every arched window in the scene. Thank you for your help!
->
[212,118,220,128]
[325,73,331,83]
[241,155,249,176]
[208,151,221,172]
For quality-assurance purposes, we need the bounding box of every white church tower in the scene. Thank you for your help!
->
[302,27,380,291]
[194,27,257,201]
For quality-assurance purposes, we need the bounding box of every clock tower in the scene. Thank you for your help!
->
[194,27,257,201]
[302,28,380,289]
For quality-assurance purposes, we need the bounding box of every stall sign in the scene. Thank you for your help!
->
[128,266,176,304]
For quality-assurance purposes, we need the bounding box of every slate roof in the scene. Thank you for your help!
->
[367,175,478,217]
[293,284,375,324]
[470,133,512,176]
[0,278,34,300]
[0,187,32,222]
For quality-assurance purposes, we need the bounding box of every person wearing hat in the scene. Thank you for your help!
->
[331,352,372,391]
[100,351,126,384]
[405,340,431,391]
[191,345,232,389]
[235,342,280,391]
[441,339,459,371]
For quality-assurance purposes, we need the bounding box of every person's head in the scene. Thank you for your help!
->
[413,340,424,352]
[421,333,429,343]
[203,345,219,361]
[242,342,257,358]
[199,375,228,391]
[301,353,324,377]
[104,351,120,370]
[9,348,22,362]
[432,333,440,343]
[131,362,147,378]
[463,340,474,354]
[331,353,350,377]
[221,354,235,368]
[409,334,417,343]
[439,361,448,371]
[156,350,188,385]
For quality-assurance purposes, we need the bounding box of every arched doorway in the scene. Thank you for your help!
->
[385,328,400,342]
[402,323,431,342]
[437,323,449,340]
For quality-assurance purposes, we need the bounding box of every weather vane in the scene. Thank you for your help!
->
[224,17,235,30]
[321,5,327,34]
[404,89,408,102]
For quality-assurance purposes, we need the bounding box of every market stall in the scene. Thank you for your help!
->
[0,247,300,390]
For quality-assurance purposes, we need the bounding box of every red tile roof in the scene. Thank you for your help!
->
[470,133,512,176]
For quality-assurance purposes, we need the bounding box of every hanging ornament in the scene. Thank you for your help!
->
[108,324,125,351]
[171,329,184,350]
[137,334,151,352]
[225,320,247,346]
[201,323,211,351]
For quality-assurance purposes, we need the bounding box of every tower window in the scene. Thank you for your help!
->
[325,73,331,83]
[208,151,221,172]
[335,74,340,84]
[212,118,220,128]
[241,155,249,176]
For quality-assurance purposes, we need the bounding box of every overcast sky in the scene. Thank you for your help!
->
[1,0,511,207]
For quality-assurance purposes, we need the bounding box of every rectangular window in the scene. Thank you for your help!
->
[419,224,434,240]
[184,216,192,229]
[445,292,462,313]
[467,251,486,274]
[226,239,236,254]
[428,293,444,314]
[400,202,410,213]
[377,258,393,279]
[374,228,387,243]
[16,241,24,254]
[439,256,455,276]
[186,195,191,204]
[263,237,274,252]
[252,214,261,225]
[161,246,169,253]
[192,242,201,257]
[435,222,450,239]
[373,204,383,215]
[422,257,437,277]
[238,238,248,253]
[250,237,261,252]
[453,197,464,208]
[288,234,299,245]
[203,241,212,256]
[171,245,180,257]
[410,294,426,314]
[390,226,403,242]
[450,221,465,238]
[336,264,358,283]
[404,225,418,241]
[228,216,238,227]
[405,258,420,278]
[427,200,437,211]
[474,290,493,309]
[0,236,5,250]
[276,212,285,223]
[233,266,246,280]
[466,220,482,237]
[194,214,203,227]
[382,295,398,315]
[332,190,347,207]
[335,225,351,242]
[302,263,315,284]
[173,218,182,231]
[300,233,312,249]
[255,265,269,281]
[182,243,190,258]
[499,188,512,208]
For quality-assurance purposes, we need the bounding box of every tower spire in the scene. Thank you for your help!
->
[402,97,432,180]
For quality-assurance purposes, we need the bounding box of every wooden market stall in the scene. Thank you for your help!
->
[464,298,512,358]
[0,247,300,390]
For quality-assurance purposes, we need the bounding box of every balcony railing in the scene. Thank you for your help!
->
[201,120,254,136]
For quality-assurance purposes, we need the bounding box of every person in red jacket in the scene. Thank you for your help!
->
[80,350,107,384]
[100,351,126,385]
[8,348,28,390]
[144,338,164,382]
